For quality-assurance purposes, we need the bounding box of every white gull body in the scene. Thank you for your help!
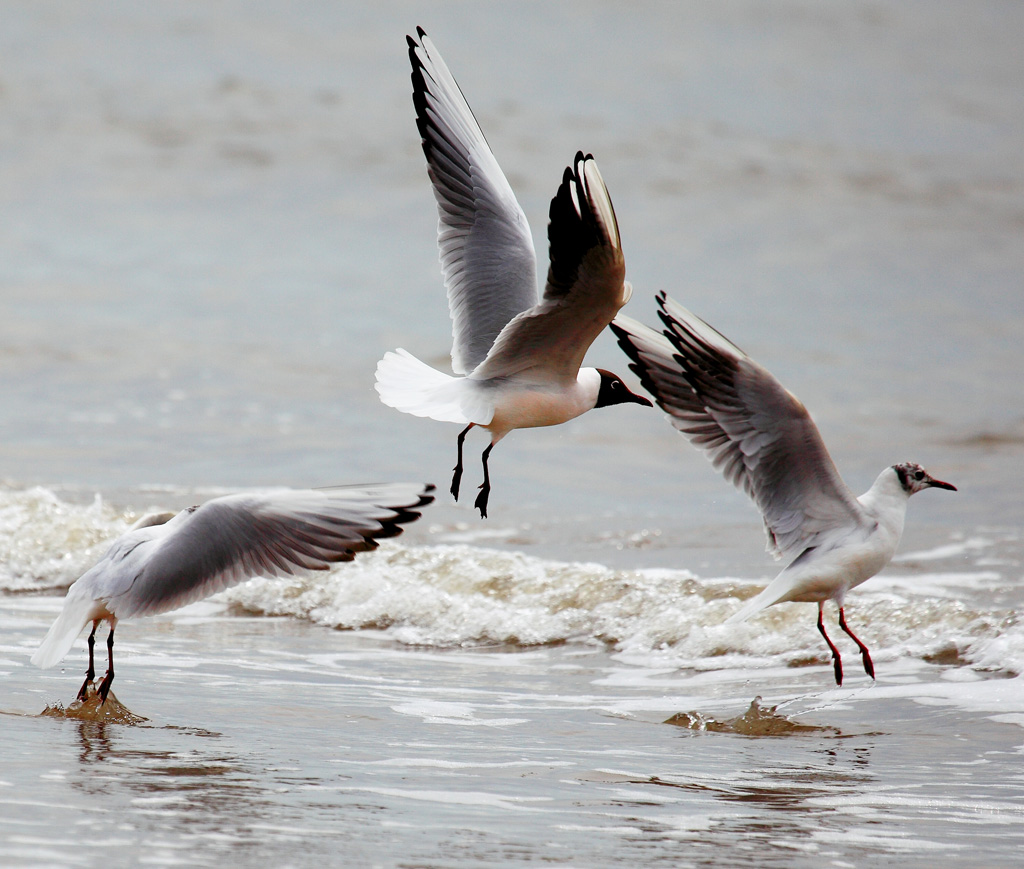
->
[32,483,434,702]
[375,28,650,518]
[612,293,956,684]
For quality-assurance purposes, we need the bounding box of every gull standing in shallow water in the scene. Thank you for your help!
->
[612,293,956,685]
[375,28,650,518]
[32,483,435,702]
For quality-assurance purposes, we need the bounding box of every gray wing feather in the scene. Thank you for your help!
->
[471,153,628,382]
[612,294,866,560]
[106,484,434,619]
[409,28,538,375]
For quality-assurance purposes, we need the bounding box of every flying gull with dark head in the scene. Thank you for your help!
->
[613,293,955,684]
[375,28,650,518]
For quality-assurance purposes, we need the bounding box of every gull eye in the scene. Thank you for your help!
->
[914,470,925,481]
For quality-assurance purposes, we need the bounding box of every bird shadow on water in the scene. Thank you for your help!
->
[664,696,841,736]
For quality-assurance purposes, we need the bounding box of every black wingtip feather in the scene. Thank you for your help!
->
[408,29,492,184]
[545,153,609,298]
[369,483,437,541]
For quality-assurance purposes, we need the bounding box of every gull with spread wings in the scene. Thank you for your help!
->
[32,484,434,702]
[375,28,650,518]
[613,293,955,684]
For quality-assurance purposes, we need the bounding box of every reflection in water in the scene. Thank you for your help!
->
[68,729,256,800]
[704,746,881,865]
[582,708,882,863]
[38,710,296,862]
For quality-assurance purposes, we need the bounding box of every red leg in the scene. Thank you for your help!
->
[839,606,875,680]
[817,602,843,686]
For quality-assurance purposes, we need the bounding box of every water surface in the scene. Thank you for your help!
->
[2,2,1023,866]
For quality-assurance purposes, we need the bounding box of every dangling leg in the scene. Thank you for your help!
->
[838,607,875,680]
[451,424,474,501]
[817,602,843,686]
[97,624,116,704]
[77,620,100,701]
[474,443,495,519]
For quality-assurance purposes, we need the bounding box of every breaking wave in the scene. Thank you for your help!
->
[5,485,1021,678]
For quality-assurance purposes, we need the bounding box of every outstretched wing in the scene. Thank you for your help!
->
[107,484,435,619]
[409,27,538,375]
[612,293,867,560]
[471,152,628,383]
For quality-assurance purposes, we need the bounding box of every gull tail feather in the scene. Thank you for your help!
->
[31,590,98,669]
[724,582,789,625]
[375,349,490,425]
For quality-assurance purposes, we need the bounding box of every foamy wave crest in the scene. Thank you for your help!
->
[0,486,128,592]
[718,583,1020,675]
[221,544,735,654]
[219,540,1024,675]
[6,484,1019,678]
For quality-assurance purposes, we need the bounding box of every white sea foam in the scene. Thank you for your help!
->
[0,487,127,592]
[220,539,1024,679]
[7,486,1022,681]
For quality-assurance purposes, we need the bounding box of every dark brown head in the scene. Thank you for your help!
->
[595,369,653,409]
[893,462,957,495]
